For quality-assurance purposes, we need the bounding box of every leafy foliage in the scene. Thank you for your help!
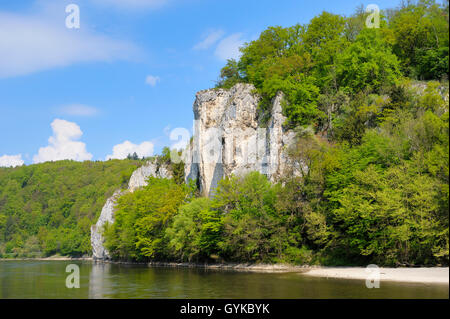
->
[165,197,222,262]
[104,178,192,261]
[217,1,448,129]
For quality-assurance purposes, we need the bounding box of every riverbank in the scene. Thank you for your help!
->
[302,267,449,284]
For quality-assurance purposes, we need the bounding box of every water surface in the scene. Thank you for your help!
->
[0,261,448,299]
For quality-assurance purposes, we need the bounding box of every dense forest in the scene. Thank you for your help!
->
[0,160,143,257]
[1,0,448,266]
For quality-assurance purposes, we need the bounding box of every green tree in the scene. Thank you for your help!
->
[165,197,222,261]
[336,28,401,94]
[104,178,189,260]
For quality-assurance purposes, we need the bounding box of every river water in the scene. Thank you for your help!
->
[0,261,448,299]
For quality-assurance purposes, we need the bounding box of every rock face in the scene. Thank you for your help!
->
[183,83,297,196]
[266,91,298,181]
[128,159,173,192]
[90,190,123,260]
[90,160,172,259]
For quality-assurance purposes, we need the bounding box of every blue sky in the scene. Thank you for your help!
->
[0,0,402,166]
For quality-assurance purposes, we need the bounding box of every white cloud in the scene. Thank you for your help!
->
[0,154,24,168]
[145,75,160,87]
[106,140,154,160]
[59,104,99,117]
[193,29,225,50]
[0,11,139,78]
[91,0,169,9]
[214,33,245,61]
[33,119,93,163]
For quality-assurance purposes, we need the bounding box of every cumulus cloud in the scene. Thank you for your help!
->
[145,75,160,87]
[0,155,24,168]
[106,140,154,160]
[214,33,246,61]
[58,104,99,117]
[91,0,169,9]
[33,119,93,163]
[193,29,225,50]
[0,10,139,78]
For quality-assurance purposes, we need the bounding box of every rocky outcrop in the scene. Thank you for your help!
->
[90,160,172,259]
[128,159,173,192]
[183,83,298,196]
[90,190,123,260]
[266,92,299,181]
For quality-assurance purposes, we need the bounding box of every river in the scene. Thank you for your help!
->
[0,261,448,299]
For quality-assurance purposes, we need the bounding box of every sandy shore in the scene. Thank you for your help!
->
[101,261,450,284]
[302,267,449,284]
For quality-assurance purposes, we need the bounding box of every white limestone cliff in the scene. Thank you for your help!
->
[183,83,298,196]
[128,159,172,192]
[90,190,123,260]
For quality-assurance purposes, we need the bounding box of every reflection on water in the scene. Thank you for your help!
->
[89,262,112,299]
[0,260,448,299]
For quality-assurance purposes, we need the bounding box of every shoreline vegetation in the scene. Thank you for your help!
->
[1,257,448,284]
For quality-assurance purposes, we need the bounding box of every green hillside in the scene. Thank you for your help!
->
[0,159,143,258]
